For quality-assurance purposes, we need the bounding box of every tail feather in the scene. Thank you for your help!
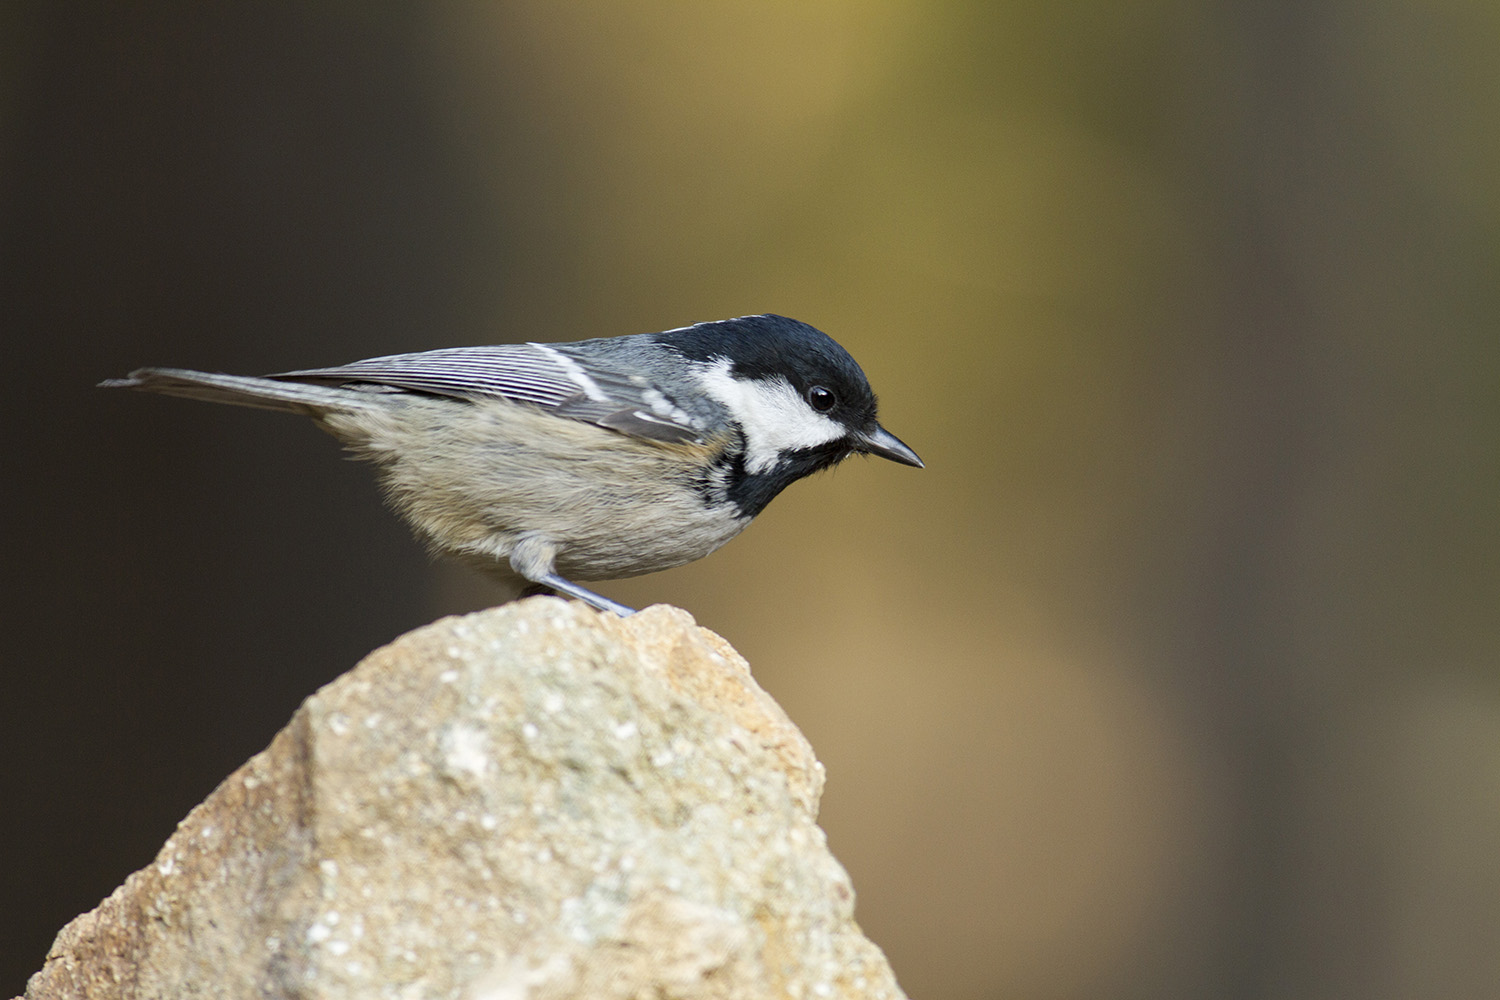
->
[99,368,378,414]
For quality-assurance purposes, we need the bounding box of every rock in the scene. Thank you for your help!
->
[23,599,906,1000]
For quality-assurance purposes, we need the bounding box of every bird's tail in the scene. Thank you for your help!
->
[99,368,380,415]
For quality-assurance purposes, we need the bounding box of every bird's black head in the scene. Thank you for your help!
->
[657,314,922,517]
[660,314,878,427]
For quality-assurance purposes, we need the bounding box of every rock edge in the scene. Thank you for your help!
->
[23,598,905,1000]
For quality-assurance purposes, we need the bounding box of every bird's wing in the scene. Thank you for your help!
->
[272,343,708,445]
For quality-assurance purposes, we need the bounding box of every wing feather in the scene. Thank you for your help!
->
[272,344,706,445]
[274,345,584,407]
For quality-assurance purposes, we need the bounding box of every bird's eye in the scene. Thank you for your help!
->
[807,385,837,412]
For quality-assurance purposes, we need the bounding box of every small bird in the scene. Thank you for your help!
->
[102,314,922,615]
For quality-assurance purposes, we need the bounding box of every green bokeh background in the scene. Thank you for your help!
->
[4,3,1498,997]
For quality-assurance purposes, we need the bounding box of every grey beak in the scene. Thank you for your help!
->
[860,425,924,468]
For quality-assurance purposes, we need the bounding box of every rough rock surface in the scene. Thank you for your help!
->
[23,599,905,1000]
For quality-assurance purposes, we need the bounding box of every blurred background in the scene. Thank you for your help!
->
[3,3,1497,997]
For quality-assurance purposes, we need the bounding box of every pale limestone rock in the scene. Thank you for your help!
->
[23,599,905,1000]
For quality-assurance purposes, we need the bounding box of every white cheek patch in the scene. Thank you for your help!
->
[696,358,847,473]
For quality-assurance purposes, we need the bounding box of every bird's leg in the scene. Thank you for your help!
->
[509,534,637,617]
[533,573,637,617]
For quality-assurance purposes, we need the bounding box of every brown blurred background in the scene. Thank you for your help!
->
[3,3,1498,998]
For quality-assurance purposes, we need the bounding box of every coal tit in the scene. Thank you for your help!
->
[102,314,923,615]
